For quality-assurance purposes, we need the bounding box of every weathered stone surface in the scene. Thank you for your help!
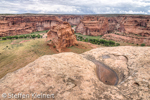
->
[0,46,150,100]
[46,22,78,52]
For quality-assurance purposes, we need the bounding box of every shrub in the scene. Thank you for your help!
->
[2,37,7,40]
[53,45,56,48]
[14,36,18,39]
[19,35,24,38]
[24,35,27,38]
[99,39,106,44]
[141,43,145,46]
[37,34,41,38]
[116,43,120,46]
[85,38,88,42]
[26,35,30,38]
[31,35,36,38]
[104,43,109,46]
[108,40,115,45]
[6,36,12,39]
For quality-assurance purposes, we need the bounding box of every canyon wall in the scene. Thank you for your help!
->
[58,15,82,26]
[76,15,150,45]
[0,15,81,37]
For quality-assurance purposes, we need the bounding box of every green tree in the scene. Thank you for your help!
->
[2,37,7,40]
[116,43,120,46]
[141,43,145,46]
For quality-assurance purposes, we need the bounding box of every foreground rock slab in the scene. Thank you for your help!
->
[0,46,150,100]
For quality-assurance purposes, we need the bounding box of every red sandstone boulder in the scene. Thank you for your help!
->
[46,22,78,52]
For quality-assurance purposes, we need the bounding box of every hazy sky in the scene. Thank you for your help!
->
[0,0,150,14]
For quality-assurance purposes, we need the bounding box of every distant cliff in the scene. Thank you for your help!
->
[76,15,150,45]
[0,15,81,37]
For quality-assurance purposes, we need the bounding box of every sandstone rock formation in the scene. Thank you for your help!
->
[76,15,150,37]
[46,22,77,52]
[76,15,150,45]
[58,15,82,26]
[0,15,62,37]
[0,46,150,100]
[103,34,150,46]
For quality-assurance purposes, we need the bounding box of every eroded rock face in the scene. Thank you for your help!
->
[103,34,150,46]
[0,15,62,37]
[46,22,78,52]
[58,15,82,26]
[0,47,150,100]
[76,15,150,45]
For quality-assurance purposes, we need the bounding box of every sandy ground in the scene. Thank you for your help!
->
[78,41,100,49]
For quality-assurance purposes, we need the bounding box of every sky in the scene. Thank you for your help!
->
[0,0,150,14]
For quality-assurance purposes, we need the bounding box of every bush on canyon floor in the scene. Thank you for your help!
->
[6,36,12,39]
[2,37,7,40]
[53,45,56,48]
[141,43,145,46]
[104,43,109,46]
[99,39,106,44]
[108,40,115,45]
[115,43,120,46]
[19,35,24,38]
[13,36,18,39]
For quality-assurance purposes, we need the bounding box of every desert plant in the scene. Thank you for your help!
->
[141,43,145,46]
[53,45,56,48]
[14,36,18,39]
[116,43,120,46]
[2,37,7,40]
[104,43,109,46]
[99,39,106,44]
[19,35,24,38]
[108,40,115,45]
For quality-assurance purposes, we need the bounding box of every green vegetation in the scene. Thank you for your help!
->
[76,34,119,47]
[2,37,7,40]
[0,34,42,41]
[141,43,145,46]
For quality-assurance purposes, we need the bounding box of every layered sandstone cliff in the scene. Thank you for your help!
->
[0,15,81,37]
[76,15,150,45]
[76,15,150,36]
[0,47,150,100]
[58,15,82,26]
[46,22,77,52]
[0,15,63,37]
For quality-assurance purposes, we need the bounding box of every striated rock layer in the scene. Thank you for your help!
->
[103,34,150,45]
[0,46,150,100]
[0,15,81,37]
[76,15,150,36]
[76,15,150,45]
[46,22,78,52]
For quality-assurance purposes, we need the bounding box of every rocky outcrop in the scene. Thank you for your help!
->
[0,15,82,37]
[46,22,77,52]
[76,15,150,45]
[0,47,150,100]
[76,15,150,37]
[103,34,150,45]
[0,15,63,37]
[58,15,82,26]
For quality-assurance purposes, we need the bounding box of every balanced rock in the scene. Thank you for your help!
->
[46,22,77,52]
[0,47,150,100]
